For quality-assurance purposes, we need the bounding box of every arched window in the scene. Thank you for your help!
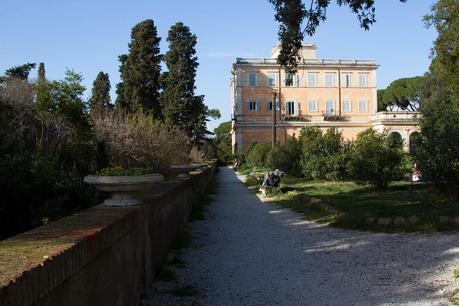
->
[389,131,403,148]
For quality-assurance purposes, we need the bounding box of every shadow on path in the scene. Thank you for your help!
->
[150,167,459,305]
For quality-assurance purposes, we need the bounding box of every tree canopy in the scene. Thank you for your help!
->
[269,0,407,72]
[161,22,219,140]
[377,76,423,111]
[37,63,46,84]
[1,63,36,81]
[115,20,162,116]
[414,0,459,199]
[424,0,459,96]
[161,22,200,133]
[89,71,111,114]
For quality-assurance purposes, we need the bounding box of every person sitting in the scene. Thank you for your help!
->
[261,169,285,188]
[411,163,421,182]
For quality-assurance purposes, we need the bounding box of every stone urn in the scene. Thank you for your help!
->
[170,163,208,178]
[84,174,164,206]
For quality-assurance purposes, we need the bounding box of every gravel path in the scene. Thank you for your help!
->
[149,167,459,305]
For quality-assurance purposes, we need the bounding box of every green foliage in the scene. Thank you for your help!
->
[4,63,36,80]
[415,73,459,199]
[416,1,459,200]
[268,0,306,73]
[246,142,271,167]
[377,76,423,111]
[270,179,459,233]
[349,129,404,189]
[424,0,459,96]
[89,71,111,114]
[161,22,209,140]
[213,121,232,164]
[268,0,407,72]
[116,20,162,116]
[97,166,148,176]
[268,138,302,177]
[300,127,348,180]
[244,175,261,187]
[207,108,221,120]
[0,69,99,240]
[37,62,46,83]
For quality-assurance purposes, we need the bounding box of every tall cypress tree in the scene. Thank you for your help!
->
[35,63,52,115]
[89,71,111,114]
[37,63,46,84]
[161,22,205,138]
[115,20,162,116]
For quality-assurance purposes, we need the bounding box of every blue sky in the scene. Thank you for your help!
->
[0,0,436,131]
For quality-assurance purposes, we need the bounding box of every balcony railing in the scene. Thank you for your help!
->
[283,115,311,122]
[236,58,376,66]
[322,111,351,121]
[373,111,421,122]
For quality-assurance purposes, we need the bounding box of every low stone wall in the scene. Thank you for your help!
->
[0,164,216,306]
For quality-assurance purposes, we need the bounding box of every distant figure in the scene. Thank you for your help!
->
[261,169,285,187]
[411,163,421,182]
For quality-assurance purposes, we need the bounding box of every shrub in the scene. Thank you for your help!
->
[348,129,404,189]
[414,73,459,200]
[268,138,302,177]
[300,127,348,180]
[189,146,206,163]
[0,73,99,240]
[91,110,190,174]
[246,142,271,167]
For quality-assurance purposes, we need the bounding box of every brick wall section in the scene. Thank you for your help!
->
[0,164,216,306]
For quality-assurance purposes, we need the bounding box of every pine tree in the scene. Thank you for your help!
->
[2,63,36,81]
[89,72,111,114]
[115,20,162,116]
[161,22,204,138]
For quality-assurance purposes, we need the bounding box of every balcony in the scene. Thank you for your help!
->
[283,115,311,122]
[322,111,350,122]
[372,111,421,124]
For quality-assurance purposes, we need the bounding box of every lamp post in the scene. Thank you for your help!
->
[272,91,277,148]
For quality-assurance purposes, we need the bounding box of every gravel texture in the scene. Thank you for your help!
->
[148,167,459,305]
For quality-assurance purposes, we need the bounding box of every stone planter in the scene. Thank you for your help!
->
[170,163,208,178]
[84,174,164,206]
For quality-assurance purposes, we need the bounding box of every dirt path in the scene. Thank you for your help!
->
[149,167,459,305]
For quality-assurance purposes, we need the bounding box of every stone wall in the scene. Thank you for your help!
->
[0,164,216,306]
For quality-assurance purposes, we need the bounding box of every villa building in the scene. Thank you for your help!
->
[230,44,420,153]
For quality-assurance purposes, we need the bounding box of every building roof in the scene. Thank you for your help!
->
[234,43,377,68]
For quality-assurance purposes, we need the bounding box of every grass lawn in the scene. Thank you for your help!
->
[245,174,459,233]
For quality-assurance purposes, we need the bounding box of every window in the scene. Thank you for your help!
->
[308,100,318,112]
[285,73,299,87]
[286,101,296,116]
[267,101,273,111]
[267,73,278,86]
[359,100,368,112]
[325,73,336,87]
[267,101,280,111]
[326,100,335,116]
[341,73,352,87]
[248,100,259,111]
[248,72,257,86]
[308,72,318,87]
[358,73,369,87]
[343,100,352,113]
